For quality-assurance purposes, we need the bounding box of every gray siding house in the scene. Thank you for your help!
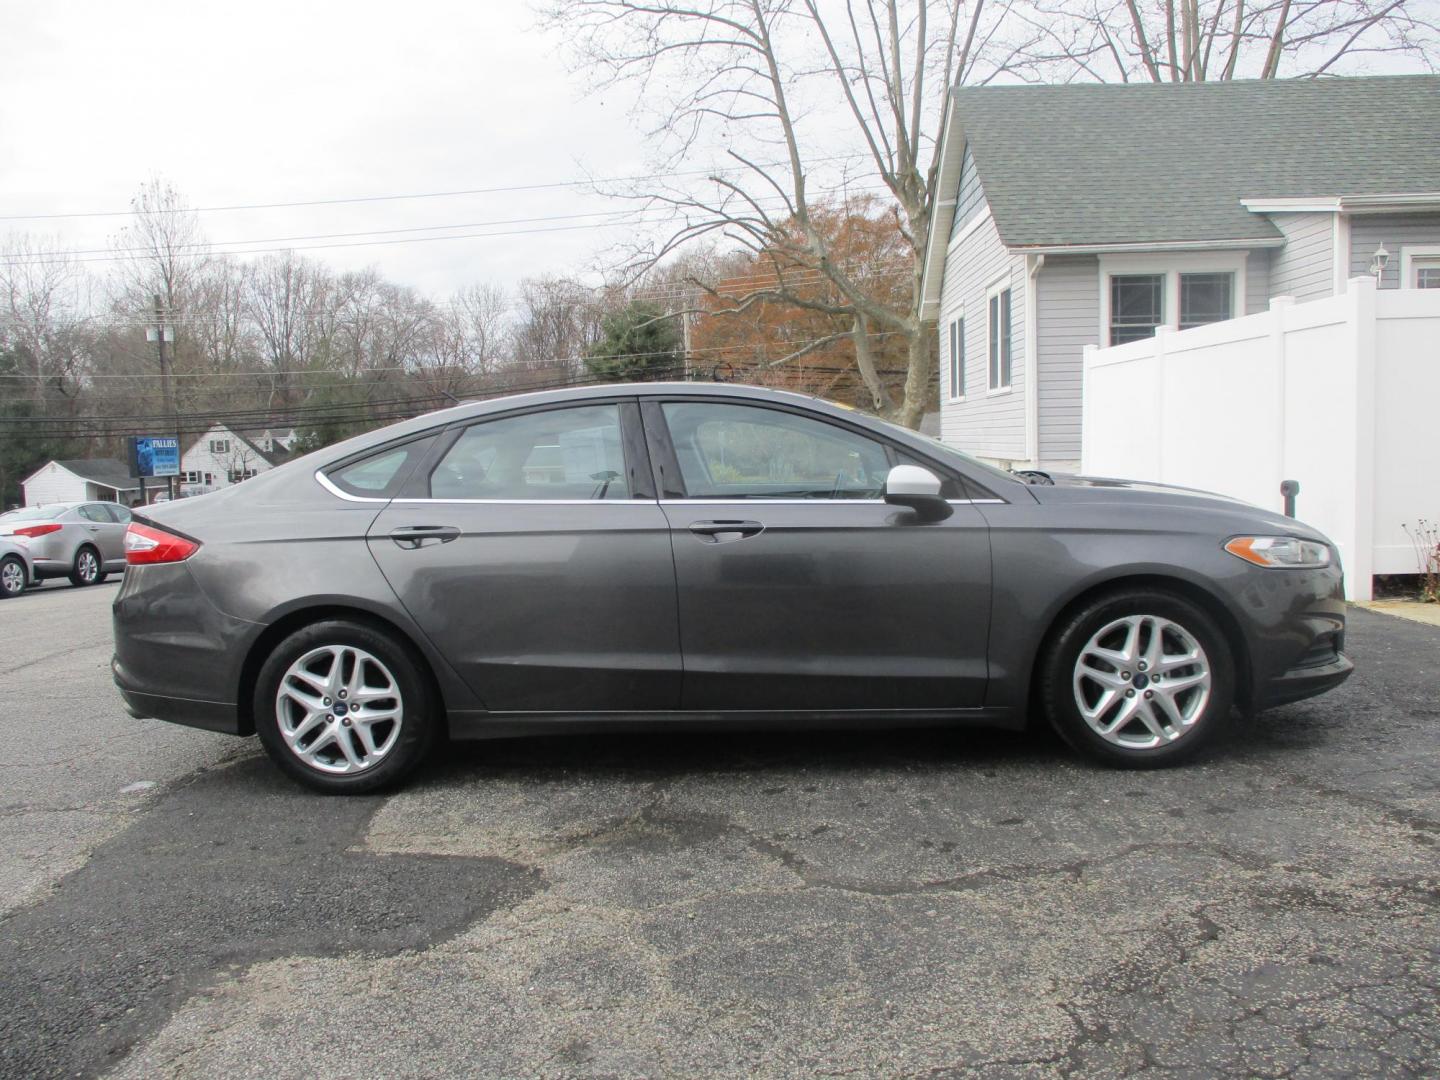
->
[919,75,1440,470]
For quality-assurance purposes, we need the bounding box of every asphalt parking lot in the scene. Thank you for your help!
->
[1,580,1436,1079]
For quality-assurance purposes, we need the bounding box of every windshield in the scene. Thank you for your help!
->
[862,414,1024,489]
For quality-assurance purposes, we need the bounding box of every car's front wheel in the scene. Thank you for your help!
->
[0,556,26,598]
[1040,588,1235,768]
[254,619,436,794]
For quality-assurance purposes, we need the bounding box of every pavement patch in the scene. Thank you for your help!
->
[0,756,542,1080]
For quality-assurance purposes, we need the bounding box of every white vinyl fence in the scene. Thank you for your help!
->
[1082,276,1440,600]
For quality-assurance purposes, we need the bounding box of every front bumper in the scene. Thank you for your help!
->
[1256,651,1354,709]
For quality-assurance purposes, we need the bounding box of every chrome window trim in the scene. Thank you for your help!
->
[392,497,657,505]
[318,470,1010,508]
[659,498,998,506]
[315,470,389,503]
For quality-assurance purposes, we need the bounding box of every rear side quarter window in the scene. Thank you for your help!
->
[323,437,435,499]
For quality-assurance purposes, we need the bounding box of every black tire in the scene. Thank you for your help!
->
[1039,588,1235,768]
[0,556,26,598]
[254,619,436,794]
[69,546,104,587]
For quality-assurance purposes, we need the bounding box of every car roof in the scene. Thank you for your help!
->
[4,503,78,520]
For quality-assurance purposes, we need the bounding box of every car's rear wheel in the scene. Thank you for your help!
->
[254,619,436,794]
[0,556,26,598]
[70,546,104,587]
[1040,588,1235,768]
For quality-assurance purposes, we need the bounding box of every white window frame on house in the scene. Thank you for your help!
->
[1399,245,1440,289]
[1098,252,1248,347]
[946,312,966,402]
[209,438,230,454]
[986,277,1013,394]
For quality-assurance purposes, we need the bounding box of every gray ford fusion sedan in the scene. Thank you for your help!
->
[112,382,1352,793]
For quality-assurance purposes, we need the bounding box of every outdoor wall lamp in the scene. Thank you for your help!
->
[1369,242,1389,283]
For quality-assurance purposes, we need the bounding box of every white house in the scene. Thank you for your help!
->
[20,458,142,507]
[919,74,1440,599]
[920,74,1440,473]
[177,424,289,497]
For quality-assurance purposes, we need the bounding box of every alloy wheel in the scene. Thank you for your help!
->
[275,645,404,775]
[1072,614,1212,749]
[1,559,23,596]
[76,550,99,584]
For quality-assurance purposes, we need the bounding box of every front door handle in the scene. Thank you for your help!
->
[688,520,764,544]
[389,525,461,549]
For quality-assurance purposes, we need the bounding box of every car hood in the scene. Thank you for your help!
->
[1021,473,1327,540]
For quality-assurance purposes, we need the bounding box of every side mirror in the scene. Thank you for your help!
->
[883,464,953,522]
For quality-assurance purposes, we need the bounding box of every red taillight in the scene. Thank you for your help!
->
[13,524,62,538]
[124,522,200,565]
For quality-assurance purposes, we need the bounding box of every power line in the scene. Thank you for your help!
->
[0,327,912,384]
[3,183,895,263]
[0,265,914,333]
[0,359,906,438]
[0,155,875,222]
[1,196,900,269]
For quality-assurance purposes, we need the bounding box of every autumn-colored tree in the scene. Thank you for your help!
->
[688,197,928,410]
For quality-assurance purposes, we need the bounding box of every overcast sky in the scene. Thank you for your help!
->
[0,1,684,300]
[3,2,1432,309]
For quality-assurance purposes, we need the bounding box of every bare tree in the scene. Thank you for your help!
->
[509,275,610,384]
[245,252,331,406]
[189,256,253,373]
[430,282,510,386]
[0,234,89,406]
[544,0,1026,427]
[1008,0,1440,82]
[110,178,209,316]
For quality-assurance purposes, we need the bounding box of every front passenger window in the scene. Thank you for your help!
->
[432,405,631,500]
[660,401,890,499]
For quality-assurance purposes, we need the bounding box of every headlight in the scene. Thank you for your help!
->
[1224,536,1331,568]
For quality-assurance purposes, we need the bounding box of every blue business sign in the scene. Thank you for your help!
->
[132,436,181,478]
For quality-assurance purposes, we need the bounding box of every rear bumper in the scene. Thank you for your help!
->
[111,562,260,735]
[113,657,245,734]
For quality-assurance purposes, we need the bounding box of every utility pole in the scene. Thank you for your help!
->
[152,294,177,500]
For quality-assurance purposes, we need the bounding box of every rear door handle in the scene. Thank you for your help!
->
[389,525,461,549]
[688,520,764,544]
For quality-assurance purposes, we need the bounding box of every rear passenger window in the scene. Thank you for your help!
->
[431,405,630,501]
[326,437,435,498]
[78,504,110,522]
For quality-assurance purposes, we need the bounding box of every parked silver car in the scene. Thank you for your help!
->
[0,537,34,598]
[0,502,131,586]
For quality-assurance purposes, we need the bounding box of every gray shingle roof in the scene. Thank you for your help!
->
[56,458,140,491]
[953,75,1440,248]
